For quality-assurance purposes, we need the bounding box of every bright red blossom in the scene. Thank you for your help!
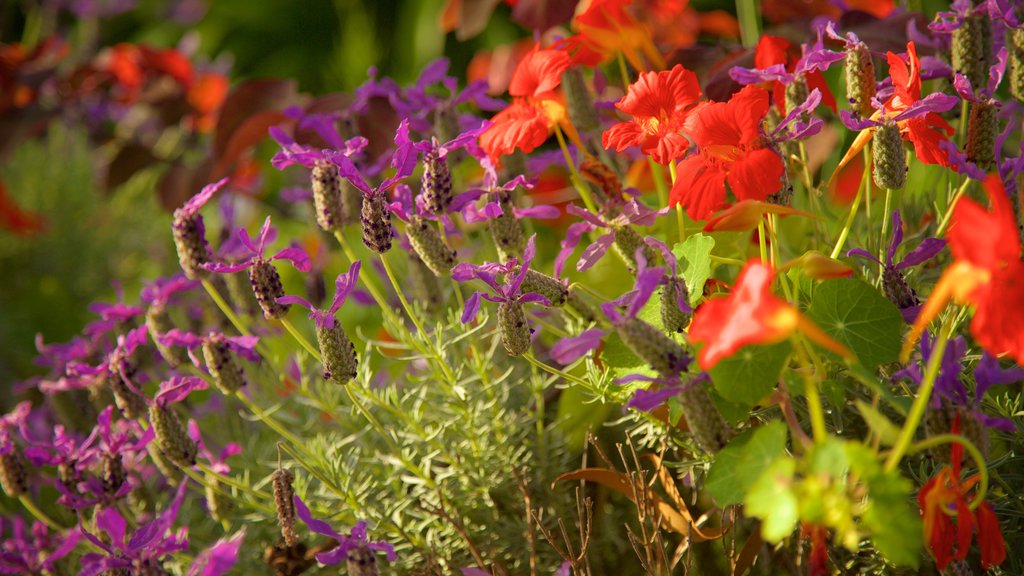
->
[883,42,954,166]
[669,86,784,221]
[689,260,849,369]
[602,64,703,165]
[905,176,1024,364]
[752,35,836,114]
[508,48,571,99]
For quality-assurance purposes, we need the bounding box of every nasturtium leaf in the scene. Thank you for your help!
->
[745,456,799,542]
[710,388,749,424]
[806,437,849,476]
[601,332,643,369]
[672,233,715,305]
[862,469,923,568]
[707,421,788,507]
[854,400,901,447]
[708,341,791,405]
[807,278,902,368]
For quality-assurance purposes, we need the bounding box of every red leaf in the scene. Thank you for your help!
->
[213,78,297,159]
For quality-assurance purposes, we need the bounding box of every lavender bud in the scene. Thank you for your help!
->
[0,446,29,497]
[224,271,261,317]
[515,268,568,307]
[406,216,456,276]
[407,254,444,316]
[315,324,358,385]
[845,43,876,118]
[107,359,147,420]
[421,152,453,215]
[146,306,189,367]
[966,100,997,170]
[206,473,231,523]
[784,78,809,118]
[613,226,660,273]
[361,194,394,253]
[566,290,597,323]
[101,452,127,495]
[882,267,919,310]
[660,275,691,333]
[346,545,381,576]
[677,383,732,453]
[312,161,346,232]
[952,14,992,92]
[498,301,532,356]
[150,404,197,467]
[149,448,182,485]
[202,333,247,394]
[1011,27,1024,103]
[249,260,291,320]
[871,121,906,190]
[172,209,211,280]
[273,469,299,546]
[341,181,364,227]
[561,67,600,133]
[489,191,525,262]
[616,317,688,375]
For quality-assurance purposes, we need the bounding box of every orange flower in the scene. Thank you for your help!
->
[602,64,703,165]
[689,260,849,369]
[572,0,665,69]
[903,176,1024,364]
[752,35,836,115]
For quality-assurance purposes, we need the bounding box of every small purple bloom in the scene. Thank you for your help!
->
[292,494,397,566]
[141,274,199,308]
[277,260,361,329]
[334,119,417,201]
[269,115,368,171]
[202,216,311,274]
[0,517,80,574]
[452,235,552,323]
[555,199,667,275]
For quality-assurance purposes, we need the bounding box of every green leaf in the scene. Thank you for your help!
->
[707,422,788,507]
[709,341,792,405]
[673,233,715,305]
[806,278,902,368]
[601,332,643,369]
[854,400,901,447]
[709,388,750,425]
[556,386,613,450]
[862,470,922,568]
[745,456,799,542]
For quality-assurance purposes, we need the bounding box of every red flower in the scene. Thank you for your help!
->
[573,0,665,70]
[689,260,848,369]
[917,417,1006,571]
[602,64,703,165]
[480,100,560,159]
[904,176,1024,364]
[669,86,784,221]
[508,48,571,99]
[752,35,836,115]
[882,42,954,166]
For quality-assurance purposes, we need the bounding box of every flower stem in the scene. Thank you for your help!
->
[554,124,599,214]
[523,352,591,387]
[828,162,867,259]
[201,278,251,337]
[877,187,894,274]
[233,390,305,449]
[735,0,762,48]
[791,337,827,443]
[935,179,972,237]
[18,495,62,530]
[884,314,954,472]
[907,434,989,509]
[379,252,427,337]
[280,317,322,363]
[757,220,768,263]
[333,231,392,314]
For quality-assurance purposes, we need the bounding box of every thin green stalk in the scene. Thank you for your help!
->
[333,231,393,315]
[828,161,868,259]
[877,187,894,274]
[648,157,670,237]
[18,496,62,531]
[908,434,988,509]
[757,220,768,263]
[233,391,305,449]
[554,125,599,214]
[616,51,632,89]
[276,441,367,514]
[379,252,428,337]
[884,314,954,472]
[280,317,322,362]
[523,352,591,387]
[201,279,251,337]
[195,462,272,502]
[935,179,972,237]
[735,0,762,48]
[791,338,827,442]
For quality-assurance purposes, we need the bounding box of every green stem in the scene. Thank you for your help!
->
[884,314,954,472]
[735,0,762,48]
[554,125,599,214]
[233,391,305,449]
[195,462,272,502]
[908,434,989,510]
[935,179,972,237]
[791,338,827,443]
[276,441,367,513]
[201,279,251,337]
[877,187,894,275]
[523,352,591,387]
[18,496,61,531]
[280,317,322,362]
[379,252,428,338]
[828,167,866,259]
[649,157,670,238]
[757,220,768,263]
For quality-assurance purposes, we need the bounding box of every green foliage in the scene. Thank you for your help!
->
[807,278,903,368]
[706,421,789,507]
[708,341,792,405]
[672,233,715,306]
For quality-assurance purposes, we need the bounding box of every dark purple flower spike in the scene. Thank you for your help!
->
[293,494,397,566]
[453,235,552,324]
[173,178,229,280]
[0,516,80,574]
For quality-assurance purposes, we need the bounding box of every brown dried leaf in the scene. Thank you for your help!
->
[213,78,297,159]
[212,110,288,180]
[510,0,580,32]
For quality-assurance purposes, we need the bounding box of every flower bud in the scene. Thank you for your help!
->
[872,121,906,190]
[515,268,568,307]
[150,404,197,467]
[361,194,393,254]
[420,152,453,215]
[407,254,444,315]
[498,301,531,356]
[101,452,127,495]
[616,317,688,375]
[660,275,691,333]
[677,383,732,452]
[845,43,876,118]
[315,324,358,385]
[146,306,190,367]
[312,161,346,232]
[406,216,456,276]
[249,260,291,320]
[224,270,260,317]
[613,226,660,273]
[206,473,231,523]
[566,290,597,323]
[952,15,993,93]
[1011,27,1024,104]
[784,78,809,117]
[561,67,600,133]
[0,446,29,497]
[489,191,525,262]
[966,100,997,171]
[202,333,247,394]
[107,354,147,420]
[172,210,211,280]
[273,469,299,546]
[347,544,381,576]
[882,267,919,310]
[341,181,364,227]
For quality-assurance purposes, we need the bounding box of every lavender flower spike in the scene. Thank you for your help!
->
[172,178,229,280]
[293,494,397,568]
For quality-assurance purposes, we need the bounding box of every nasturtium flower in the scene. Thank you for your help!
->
[602,64,703,165]
[903,180,1024,364]
[688,260,849,369]
[729,33,840,115]
[572,0,666,70]
[669,86,785,221]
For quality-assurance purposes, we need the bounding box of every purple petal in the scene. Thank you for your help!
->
[513,205,561,220]
[272,244,311,272]
[461,292,483,324]
[367,540,397,562]
[181,178,229,216]
[974,411,1017,432]
[622,200,667,227]
[987,47,1009,96]
[839,109,879,131]
[188,531,245,576]
[333,155,373,196]
[128,481,188,552]
[729,64,793,86]
[627,265,664,318]
[845,248,882,265]
[566,204,608,228]
[96,506,128,549]
[277,295,313,309]
[481,201,505,220]
[448,189,487,213]
[158,329,204,349]
[329,260,362,317]
[952,73,978,102]
[155,376,208,407]
[577,232,616,272]
[555,222,593,278]
[795,47,844,75]
[940,140,987,181]
[550,329,610,364]
[292,494,344,540]
[887,210,904,265]
[509,235,537,295]
[974,352,1024,398]
[626,386,684,412]
[896,238,946,269]
[518,292,551,306]
[644,237,678,275]
[203,260,253,274]
[892,92,960,122]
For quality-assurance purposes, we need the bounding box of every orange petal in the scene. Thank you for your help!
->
[901,261,985,362]
[703,200,816,232]
[824,126,874,191]
[782,251,853,280]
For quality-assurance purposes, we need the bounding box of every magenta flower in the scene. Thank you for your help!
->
[452,235,551,323]
[278,260,361,329]
[555,199,667,275]
[0,517,80,574]
[141,274,199,308]
[187,530,246,576]
[202,216,310,275]
[187,420,241,475]
[269,112,368,171]
[293,494,397,566]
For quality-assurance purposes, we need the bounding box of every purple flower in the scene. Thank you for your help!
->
[187,530,246,576]
[187,421,242,475]
[770,89,826,142]
[202,216,311,274]
[269,112,368,171]
[177,178,229,221]
[79,481,190,576]
[452,235,552,323]
[141,274,199,308]
[0,517,80,574]
[292,494,397,565]
[396,58,506,133]
[154,375,208,407]
[459,155,548,224]
[929,0,990,34]
[730,23,843,87]
[625,372,707,412]
[555,199,667,275]
[334,119,418,201]
[157,329,260,365]
[0,402,33,455]
[277,260,361,329]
